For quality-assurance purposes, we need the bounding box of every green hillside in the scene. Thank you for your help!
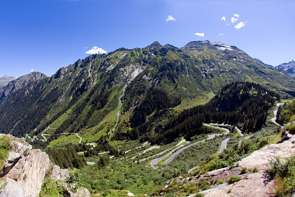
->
[0,41,293,146]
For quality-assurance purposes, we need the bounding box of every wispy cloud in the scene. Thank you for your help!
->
[194,32,205,37]
[85,46,107,54]
[166,15,176,22]
[231,16,238,23]
[221,16,226,21]
[218,33,224,36]
[234,14,240,18]
[234,21,246,30]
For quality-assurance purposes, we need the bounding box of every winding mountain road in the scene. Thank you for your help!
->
[152,125,232,167]
[218,138,230,153]
[76,133,82,144]
[271,103,283,127]
[238,135,253,147]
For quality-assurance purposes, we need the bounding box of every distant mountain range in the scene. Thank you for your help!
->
[0,40,294,144]
[275,60,295,78]
[0,75,16,88]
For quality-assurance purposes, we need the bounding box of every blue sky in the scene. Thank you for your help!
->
[0,0,294,77]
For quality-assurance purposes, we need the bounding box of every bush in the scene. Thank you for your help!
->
[252,168,258,173]
[266,157,289,179]
[241,167,247,174]
[227,176,241,184]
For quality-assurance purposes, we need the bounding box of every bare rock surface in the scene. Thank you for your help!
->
[0,134,90,197]
[51,164,70,181]
[21,149,51,197]
[0,178,25,197]
[198,137,295,197]
[238,139,295,171]
[69,187,91,197]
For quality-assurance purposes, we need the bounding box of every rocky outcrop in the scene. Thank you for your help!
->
[0,134,89,197]
[0,72,47,99]
[198,136,295,197]
[275,60,295,78]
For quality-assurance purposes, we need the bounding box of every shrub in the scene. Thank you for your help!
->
[266,156,295,196]
[266,157,289,179]
[0,136,11,169]
[227,176,241,184]
[252,168,258,173]
[241,167,247,174]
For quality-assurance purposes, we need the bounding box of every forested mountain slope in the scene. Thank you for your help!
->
[0,41,293,144]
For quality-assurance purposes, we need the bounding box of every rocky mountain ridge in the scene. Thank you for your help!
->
[0,76,15,88]
[275,60,295,78]
[0,41,294,144]
[0,72,47,100]
[0,134,90,197]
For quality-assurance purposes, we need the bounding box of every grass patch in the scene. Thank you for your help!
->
[266,156,295,196]
[48,134,80,147]
[0,136,11,169]
[173,93,215,112]
[227,176,241,184]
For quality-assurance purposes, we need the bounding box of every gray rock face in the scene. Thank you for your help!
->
[0,134,90,197]
[0,152,21,177]
[0,75,16,88]
[0,178,25,197]
[0,72,47,99]
[275,60,295,77]
[21,149,51,197]
[0,149,51,197]
[51,165,70,181]
[69,187,91,197]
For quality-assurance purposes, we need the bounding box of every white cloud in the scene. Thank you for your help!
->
[234,21,246,30]
[234,14,240,18]
[218,33,224,36]
[30,69,34,73]
[85,46,107,54]
[221,16,226,21]
[231,16,238,23]
[166,15,176,22]
[194,32,205,37]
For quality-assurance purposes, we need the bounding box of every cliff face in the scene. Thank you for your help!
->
[0,72,47,100]
[0,134,89,197]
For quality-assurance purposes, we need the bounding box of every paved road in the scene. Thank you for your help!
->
[235,127,244,137]
[218,138,230,153]
[41,134,47,142]
[271,103,283,127]
[238,135,253,147]
[151,123,233,168]
[162,133,228,166]
[76,133,82,144]
[203,123,230,135]
[163,138,207,165]
[150,148,181,169]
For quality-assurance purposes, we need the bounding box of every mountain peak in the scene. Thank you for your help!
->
[164,44,178,49]
[0,72,47,99]
[275,60,295,76]
[145,41,162,51]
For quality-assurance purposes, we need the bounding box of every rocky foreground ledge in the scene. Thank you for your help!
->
[197,136,295,197]
[0,134,90,197]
